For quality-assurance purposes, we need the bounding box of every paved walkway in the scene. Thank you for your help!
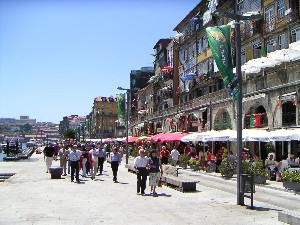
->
[0,154,289,225]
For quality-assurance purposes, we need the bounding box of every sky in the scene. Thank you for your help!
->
[0,0,200,124]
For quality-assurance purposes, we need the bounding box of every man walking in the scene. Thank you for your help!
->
[97,144,106,175]
[170,146,180,166]
[134,149,148,195]
[58,144,69,176]
[69,145,81,183]
[110,147,122,183]
[43,143,55,173]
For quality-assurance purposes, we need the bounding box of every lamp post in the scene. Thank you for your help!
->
[101,104,104,144]
[212,10,261,205]
[117,87,130,164]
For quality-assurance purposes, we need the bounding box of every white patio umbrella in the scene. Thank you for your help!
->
[203,130,237,142]
[267,48,300,63]
[180,133,199,142]
[244,57,281,69]
[268,129,300,141]
[289,40,300,51]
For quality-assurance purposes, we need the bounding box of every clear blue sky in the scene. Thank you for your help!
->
[0,0,199,124]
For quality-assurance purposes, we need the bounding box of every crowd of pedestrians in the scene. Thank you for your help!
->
[43,142,122,184]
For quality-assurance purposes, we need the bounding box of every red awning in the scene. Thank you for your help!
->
[148,133,166,142]
[122,136,139,143]
[157,132,188,142]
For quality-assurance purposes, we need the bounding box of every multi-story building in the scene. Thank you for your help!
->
[129,0,300,160]
[91,96,118,139]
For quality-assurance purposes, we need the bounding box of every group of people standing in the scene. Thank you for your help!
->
[43,142,122,183]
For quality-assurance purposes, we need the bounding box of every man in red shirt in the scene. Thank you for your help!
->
[160,146,169,164]
[215,149,223,173]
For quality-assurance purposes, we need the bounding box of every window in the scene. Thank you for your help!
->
[277,0,285,19]
[282,101,296,126]
[253,42,262,59]
[291,27,300,43]
[237,0,244,11]
[278,34,286,49]
[241,49,246,65]
[267,39,275,53]
[265,5,275,32]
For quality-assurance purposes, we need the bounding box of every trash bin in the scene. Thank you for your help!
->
[241,174,255,193]
[49,167,63,179]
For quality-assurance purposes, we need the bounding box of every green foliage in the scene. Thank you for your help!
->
[252,161,268,177]
[64,129,76,139]
[218,149,236,176]
[282,171,300,183]
[130,145,138,157]
[179,154,189,165]
[242,161,268,177]
[188,158,200,166]
[265,142,274,153]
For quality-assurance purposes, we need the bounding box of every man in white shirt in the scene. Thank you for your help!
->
[69,144,82,183]
[89,144,99,180]
[133,149,149,195]
[170,147,180,166]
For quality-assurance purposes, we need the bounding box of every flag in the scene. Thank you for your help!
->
[116,93,125,123]
[250,114,261,128]
[206,25,240,100]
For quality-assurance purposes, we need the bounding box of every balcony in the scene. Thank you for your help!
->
[263,11,298,34]
[129,89,230,129]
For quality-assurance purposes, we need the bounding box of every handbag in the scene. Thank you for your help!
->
[158,177,163,187]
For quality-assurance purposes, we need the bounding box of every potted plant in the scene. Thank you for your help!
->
[281,170,300,191]
[219,150,235,178]
[189,158,200,171]
[243,161,268,184]
[178,154,189,169]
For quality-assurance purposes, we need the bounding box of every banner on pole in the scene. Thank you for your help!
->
[206,25,239,100]
[116,93,125,124]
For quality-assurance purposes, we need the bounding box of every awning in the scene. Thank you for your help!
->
[148,133,165,142]
[122,136,139,143]
[157,132,188,142]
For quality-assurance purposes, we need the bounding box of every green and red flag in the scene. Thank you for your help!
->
[206,25,239,100]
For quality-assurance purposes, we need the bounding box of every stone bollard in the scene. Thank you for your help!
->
[49,167,63,179]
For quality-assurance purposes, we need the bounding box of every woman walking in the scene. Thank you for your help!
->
[148,149,163,195]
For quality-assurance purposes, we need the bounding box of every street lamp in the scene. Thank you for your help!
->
[212,9,261,206]
[117,86,131,164]
[100,105,104,144]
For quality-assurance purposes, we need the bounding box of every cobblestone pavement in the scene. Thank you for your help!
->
[0,154,292,225]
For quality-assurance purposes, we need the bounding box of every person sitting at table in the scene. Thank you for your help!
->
[265,154,277,171]
[295,156,299,166]
[287,154,297,167]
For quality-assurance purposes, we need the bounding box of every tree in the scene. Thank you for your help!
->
[64,129,76,139]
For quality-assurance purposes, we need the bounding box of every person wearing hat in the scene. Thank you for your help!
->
[148,150,163,195]
[110,147,122,183]
[134,148,149,195]
[43,143,55,173]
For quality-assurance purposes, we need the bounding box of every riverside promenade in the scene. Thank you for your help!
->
[0,153,294,225]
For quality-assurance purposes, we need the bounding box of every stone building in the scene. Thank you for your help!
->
[129,0,300,160]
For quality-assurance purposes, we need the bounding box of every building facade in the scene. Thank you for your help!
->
[129,0,300,160]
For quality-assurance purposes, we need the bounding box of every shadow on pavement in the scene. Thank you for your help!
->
[116,182,129,185]
[142,193,172,197]
[246,206,283,212]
